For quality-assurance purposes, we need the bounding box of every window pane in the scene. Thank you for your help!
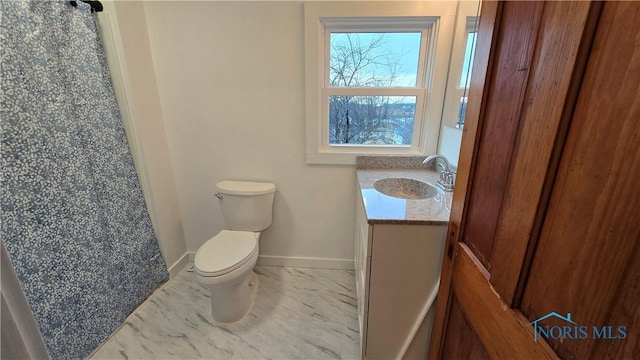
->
[459,31,477,88]
[329,96,416,145]
[329,32,421,87]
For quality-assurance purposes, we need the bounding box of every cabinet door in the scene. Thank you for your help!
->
[354,190,371,357]
[367,224,445,359]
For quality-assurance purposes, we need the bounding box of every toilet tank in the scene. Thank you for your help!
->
[216,180,276,231]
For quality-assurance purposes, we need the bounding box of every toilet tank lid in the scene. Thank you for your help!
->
[216,180,276,195]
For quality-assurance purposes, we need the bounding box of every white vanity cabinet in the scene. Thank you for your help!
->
[354,189,373,356]
[354,189,447,360]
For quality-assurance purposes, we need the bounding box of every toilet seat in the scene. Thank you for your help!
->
[194,230,258,277]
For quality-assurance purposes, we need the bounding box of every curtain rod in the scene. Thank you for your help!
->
[70,1,103,13]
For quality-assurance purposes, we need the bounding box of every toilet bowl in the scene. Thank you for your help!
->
[193,180,275,324]
[194,230,260,323]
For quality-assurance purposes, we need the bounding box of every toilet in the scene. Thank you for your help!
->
[194,180,276,323]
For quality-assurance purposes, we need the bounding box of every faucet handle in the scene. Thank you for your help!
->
[446,172,455,186]
[437,170,456,192]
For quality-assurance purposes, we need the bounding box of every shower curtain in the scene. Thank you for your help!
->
[1,1,169,358]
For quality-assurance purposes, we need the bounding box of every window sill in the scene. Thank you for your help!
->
[307,148,426,165]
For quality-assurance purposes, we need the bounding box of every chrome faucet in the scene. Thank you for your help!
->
[423,154,456,192]
[423,154,451,172]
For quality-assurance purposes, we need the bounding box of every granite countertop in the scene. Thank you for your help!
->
[356,156,453,225]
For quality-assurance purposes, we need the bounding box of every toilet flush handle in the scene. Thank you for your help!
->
[214,193,223,200]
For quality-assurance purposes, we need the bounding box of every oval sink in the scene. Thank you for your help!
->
[373,178,438,200]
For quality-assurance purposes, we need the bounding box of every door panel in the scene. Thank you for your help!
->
[441,297,490,360]
[487,0,601,304]
[590,255,640,359]
[452,245,557,359]
[521,2,640,359]
[461,1,543,268]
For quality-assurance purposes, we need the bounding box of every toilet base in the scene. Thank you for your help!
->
[209,271,259,324]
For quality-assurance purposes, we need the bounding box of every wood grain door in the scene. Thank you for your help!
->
[428,1,639,359]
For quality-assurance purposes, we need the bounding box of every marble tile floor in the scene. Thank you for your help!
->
[90,266,360,359]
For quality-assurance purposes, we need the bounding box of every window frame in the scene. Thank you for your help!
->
[456,19,478,127]
[442,12,479,129]
[304,2,457,165]
[323,21,429,149]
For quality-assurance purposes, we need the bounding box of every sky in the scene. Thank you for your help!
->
[330,30,477,90]
[329,32,422,87]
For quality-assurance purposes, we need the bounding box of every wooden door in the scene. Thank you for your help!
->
[429,1,639,359]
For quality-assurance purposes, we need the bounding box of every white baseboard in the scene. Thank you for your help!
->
[167,253,190,278]
[257,255,354,270]
[186,252,354,270]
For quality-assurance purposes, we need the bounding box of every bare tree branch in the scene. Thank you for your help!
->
[329,33,416,145]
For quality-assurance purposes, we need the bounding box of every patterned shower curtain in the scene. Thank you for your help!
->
[1,1,169,358]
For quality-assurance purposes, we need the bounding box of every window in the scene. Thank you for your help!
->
[327,31,423,146]
[457,23,477,127]
[441,13,478,131]
[305,3,456,164]
[460,31,478,89]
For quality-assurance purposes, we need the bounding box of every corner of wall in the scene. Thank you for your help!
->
[97,0,188,269]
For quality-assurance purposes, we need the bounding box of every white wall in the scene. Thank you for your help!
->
[439,125,463,167]
[98,1,188,275]
[143,1,357,267]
